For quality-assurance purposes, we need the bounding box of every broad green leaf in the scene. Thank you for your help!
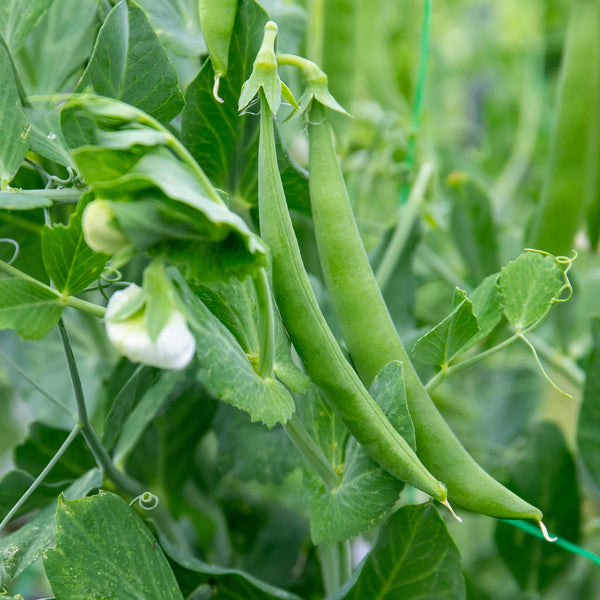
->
[0,191,52,209]
[24,103,73,166]
[70,0,183,133]
[0,43,29,184]
[495,422,580,592]
[214,404,301,485]
[333,504,466,600]
[113,371,180,466]
[0,0,54,52]
[449,176,500,282]
[42,194,108,296]
[578,319,600,487]
[161,538,302,600]
[14,422,94,484]
[181,0,311,215]
[175,275,295,428]
[124,380,217,493]
[0,469,61,522]
[44,491,184,600]
[20,0,98,94]
[0,469,101,587]
[413,288,480,367]
[0,278,63,340]
[465,273,504,350]
[308,362,413,544]
[499,252,564,331]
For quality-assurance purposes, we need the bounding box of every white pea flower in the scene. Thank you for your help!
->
[105,284,195,370]
[82,199,129,255]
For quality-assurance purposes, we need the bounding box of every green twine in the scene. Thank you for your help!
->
[503,519,600,567]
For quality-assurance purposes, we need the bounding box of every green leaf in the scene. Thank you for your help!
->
[333,504,466,600]
[181,0,311,215]
[63,0,184,146]
[42,194,108,295]
[14,422,95,484]
[214,405,301,485]
[124,380,217,493]
[578,319,600,487]
[495,422,580,592]
[449,176,500,282]
[0,469,102,588]
[0,278,63,340]
[161,538,302,600]
[20,0,98,94]
[308,362,413,544]
[413,288,480,367]
[499,252,564,331]
[0,0,54,52]
[24,103,73,166]
[464,273,504,350]
[0,43,29,184]
[0,191,52,209]
[175,275,295,428]
[113,371,180,466]
[44,490,184,600]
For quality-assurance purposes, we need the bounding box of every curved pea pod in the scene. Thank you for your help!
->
[247,23,448,505]
[199,0,238,102]
[529,0,600,256]
[307,101,543,522]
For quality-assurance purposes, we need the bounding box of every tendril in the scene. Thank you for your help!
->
[129,491,159,511]
[99,266,124,301]
[524,248,576,303]
[0,238,20,264]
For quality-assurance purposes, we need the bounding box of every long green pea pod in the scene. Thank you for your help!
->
[529,0,600,256]
[199,0,238,101]
[307,101,543,522]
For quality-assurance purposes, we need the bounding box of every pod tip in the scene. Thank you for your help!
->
[441,499,463,523]
[538,520,557,542]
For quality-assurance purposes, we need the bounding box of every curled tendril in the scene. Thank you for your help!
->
[0,238,20,264]
[98,265,124,301]
[129,491,160,511]
[524,248,577,304]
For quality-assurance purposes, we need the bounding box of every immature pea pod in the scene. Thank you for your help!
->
[528,0,600,255]
[199,0,238,102]
[306,99,544,523]
[246,22,450,507]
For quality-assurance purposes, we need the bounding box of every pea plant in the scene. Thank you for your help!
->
[1,0,600,598]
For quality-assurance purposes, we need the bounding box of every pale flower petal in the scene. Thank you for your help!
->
[105,284,196,370]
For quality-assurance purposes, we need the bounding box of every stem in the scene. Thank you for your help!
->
[317,542,341,596]
[307,0,324,64]
[284,414,341,490]
[254,267,276,379]
[376,162,434,290]
[426,333,520,392]
[0,349,77,420]
[63,294,106,318]
[25,188,83,204]
[0,258,56,293]
[0,425,81,533]
[339,540,352,583]
[57,319,141,497]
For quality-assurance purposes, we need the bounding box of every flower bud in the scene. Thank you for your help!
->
[82,199,129,255]
[105,284,195,370]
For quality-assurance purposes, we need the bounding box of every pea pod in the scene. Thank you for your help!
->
[246,22,449,505]
[528,0,600,255]
[199,0,238,102]
[307,100,543,522]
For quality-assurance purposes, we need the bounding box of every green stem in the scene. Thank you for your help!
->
[307,0,325,64]
[284,414,341,491]
[25,188,83,204]
[0,425,81,533]
[317,542,341,596]
[63,294,106,318]
[0,349,77,420]
[376,162,434,290]
[339,540,352,583]
[400,0,431,204]
[57,319,141,497]
[254,267,276,379]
